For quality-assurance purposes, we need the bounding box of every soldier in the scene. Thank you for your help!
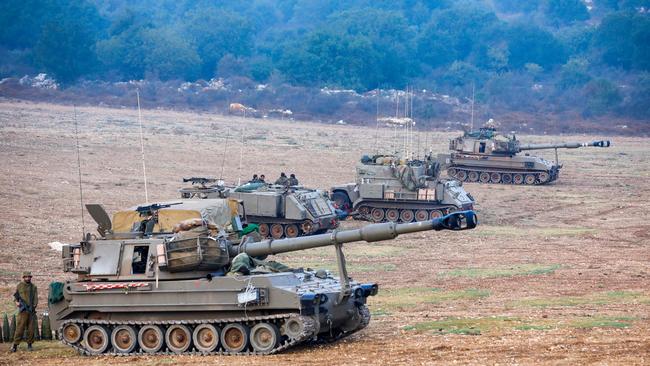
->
[11,272,38,352]
[259,174,266,183]
[288,174,299,186]
[274,172,289,185]
[249,174,259,183]
[228,253,291,276]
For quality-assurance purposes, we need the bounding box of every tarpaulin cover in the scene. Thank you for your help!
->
[113,199,237,233]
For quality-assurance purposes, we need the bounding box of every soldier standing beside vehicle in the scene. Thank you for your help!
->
[11,272,38,352]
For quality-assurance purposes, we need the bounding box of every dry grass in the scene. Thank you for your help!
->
[0,101,649,365]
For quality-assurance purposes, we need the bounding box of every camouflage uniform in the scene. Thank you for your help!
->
[288,176,299,186]
[274,175,289,185]
[228,253,291,275]
[13,272,38,349]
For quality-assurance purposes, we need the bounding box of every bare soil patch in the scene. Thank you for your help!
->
[0,101,648,365]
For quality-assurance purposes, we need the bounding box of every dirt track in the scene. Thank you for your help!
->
[0,100,648,365]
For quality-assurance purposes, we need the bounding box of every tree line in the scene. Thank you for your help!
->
[0,0,648,119]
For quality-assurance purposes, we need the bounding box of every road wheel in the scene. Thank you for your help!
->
[501,173,512,184]
[490,172,501,183]
[83,325,110,355]
[446,207,458,214]
[479,172,490,183]
[250,323,280,353]
[468,171,479,182]
[258,224,269,238]
[524,174,536,185]
[456,170,468,181]
[415,210,429,222]
[300,221,313,234]
[385,209,399,222]
[193,324,219,352]
[370,208,385,222]
[221,323,249,353]
[111,325,137,353]
[430,210,443,219]
[62,323,82,344]
[138,325,164,353]
[538,171,550,184]
[513,173,524,185]
[447,168,457,178]
[165,324,192,353]
[284,224,299,238]
[270,224,284,239]
[399,210,414,223]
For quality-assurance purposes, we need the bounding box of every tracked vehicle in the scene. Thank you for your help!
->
[440,125,611,185]
[180,178,339,239]
[49,199,477,355]
[331,155,474,223]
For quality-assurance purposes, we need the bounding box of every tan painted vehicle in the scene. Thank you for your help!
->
[49,198,478,355]
[180,178,339,239]
[439,125,611,185]
[331,154,474,223]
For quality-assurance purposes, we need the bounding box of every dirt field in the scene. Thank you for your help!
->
[0,100,648,365]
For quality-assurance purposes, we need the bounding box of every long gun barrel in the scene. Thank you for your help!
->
[233,210,477,257]
[519,140,611,151]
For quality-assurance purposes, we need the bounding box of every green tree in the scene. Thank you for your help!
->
[506,24,566,69]
[96,24,201,80]
[558,58,592,89]
[327,8,416,87]
[544,0,590,26]
[31,0,104,83]
[594,12,650,70]
[183,8,254,79]
[418,4,499,65]
[582,78,622,116]
[0,0,58,49]
[278,30,381,90]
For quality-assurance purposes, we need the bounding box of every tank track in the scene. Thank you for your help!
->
[59,313,317,356]
[448,167,558,185]
[255,219,328,239]
[355,204,459,223]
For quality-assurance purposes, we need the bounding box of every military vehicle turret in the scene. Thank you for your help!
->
[178,177,225,199]
[331,154,475,223]
[439,124,611,185]
[180,178,339,239]
[49,199,477,355]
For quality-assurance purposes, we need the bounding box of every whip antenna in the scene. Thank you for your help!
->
[136,90,149,203]
[238,128,244,185]
[219,128,231,181]
[73,106,86,237]
[470,83,475,131]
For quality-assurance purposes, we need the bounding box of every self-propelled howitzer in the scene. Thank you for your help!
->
[440,125,611,185]
[49,200,476,356]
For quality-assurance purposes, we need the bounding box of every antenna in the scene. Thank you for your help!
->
[73,106,86,237]
[136,90,149,203]
[219,128,231,181]
[470,83,475,131]
[373,89,380,155]
[237,128,244,186]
